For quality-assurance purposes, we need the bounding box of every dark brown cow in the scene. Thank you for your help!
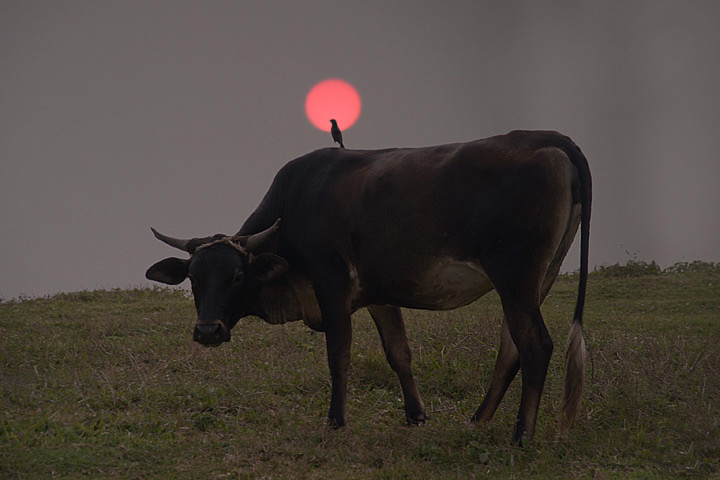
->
[146,130,591,442]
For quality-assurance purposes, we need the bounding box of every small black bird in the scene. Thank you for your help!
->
[330,119,345,148]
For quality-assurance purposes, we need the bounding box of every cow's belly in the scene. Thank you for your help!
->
[383,258,494,310]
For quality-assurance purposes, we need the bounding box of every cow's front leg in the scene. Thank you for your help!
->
[324,311,352,427]
[315,278,354,428]
[367,305,426,425]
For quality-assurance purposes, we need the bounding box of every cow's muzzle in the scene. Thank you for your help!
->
[193,320,230,346]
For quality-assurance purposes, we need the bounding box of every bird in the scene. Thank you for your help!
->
[330,119,345,148]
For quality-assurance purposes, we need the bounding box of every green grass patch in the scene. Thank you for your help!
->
[1,265,719,478]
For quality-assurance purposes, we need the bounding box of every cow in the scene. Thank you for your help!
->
[146,130,591,443]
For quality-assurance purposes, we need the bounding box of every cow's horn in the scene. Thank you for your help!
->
[151,228,192,253]
[242,218,281,251]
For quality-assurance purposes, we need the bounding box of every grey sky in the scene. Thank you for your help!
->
[2,1,719,299]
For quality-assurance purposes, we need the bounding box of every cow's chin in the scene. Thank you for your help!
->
[194,335,230,347]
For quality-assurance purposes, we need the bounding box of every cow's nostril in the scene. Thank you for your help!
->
[194,321,228,344]
[196,324,219,335]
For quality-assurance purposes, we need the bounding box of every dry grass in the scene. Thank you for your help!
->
[1,263,718,478]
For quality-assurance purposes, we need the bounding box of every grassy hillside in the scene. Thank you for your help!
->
[1,262,718,479]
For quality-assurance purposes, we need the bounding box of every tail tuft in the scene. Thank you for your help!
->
[559,320,586,436]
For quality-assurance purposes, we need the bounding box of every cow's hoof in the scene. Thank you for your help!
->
[327,417,346,429]
[406,411,429,426]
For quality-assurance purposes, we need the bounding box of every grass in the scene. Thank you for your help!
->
[1,262,718,479]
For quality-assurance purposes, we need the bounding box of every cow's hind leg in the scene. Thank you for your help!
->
[504,302,553,443]
[367,305,427,425]
[479,265,554,443]
[471,319,520,424]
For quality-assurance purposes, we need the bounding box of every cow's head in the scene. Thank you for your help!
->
[145,219,288,346]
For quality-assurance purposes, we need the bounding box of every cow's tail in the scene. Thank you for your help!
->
[554,134,591,437]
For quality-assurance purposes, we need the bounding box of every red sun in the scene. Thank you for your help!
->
[305,79,361,132]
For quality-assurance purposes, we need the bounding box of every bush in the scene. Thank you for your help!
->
[663,261,719,275]
[593,260,662,278]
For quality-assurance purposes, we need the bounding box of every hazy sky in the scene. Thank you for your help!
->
[2,1,719,299]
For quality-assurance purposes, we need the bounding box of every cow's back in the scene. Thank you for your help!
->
[243,132,582,310]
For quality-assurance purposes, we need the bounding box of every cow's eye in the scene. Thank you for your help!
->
[232,269,243,285]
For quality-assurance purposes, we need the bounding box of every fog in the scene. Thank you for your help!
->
[2,1,719,299]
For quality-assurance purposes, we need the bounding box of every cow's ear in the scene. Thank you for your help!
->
[146,257,190,285]
[250,253,289,282]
